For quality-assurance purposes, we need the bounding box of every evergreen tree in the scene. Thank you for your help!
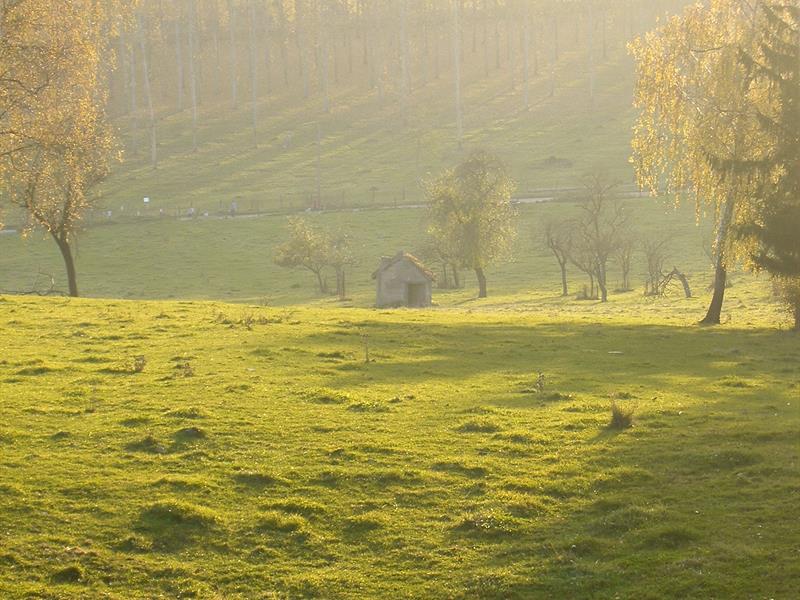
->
[737,2,799,330]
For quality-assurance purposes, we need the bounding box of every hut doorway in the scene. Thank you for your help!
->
[407,283,427,307]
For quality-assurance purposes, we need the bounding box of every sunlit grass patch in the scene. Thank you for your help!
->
[0,296,796,598]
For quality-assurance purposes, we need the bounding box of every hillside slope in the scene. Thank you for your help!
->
[98,7,657,215]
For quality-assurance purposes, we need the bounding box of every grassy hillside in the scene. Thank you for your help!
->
[96,26,641,216]
[0,296,797,598]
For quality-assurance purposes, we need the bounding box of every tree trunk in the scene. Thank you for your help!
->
[248,1,259,144]
[128,40,139,156]
[452,0,463,147]
[700,195,735,325]
[337,268,346,300]
[137,16,157,169]
[175,19,184,111]
[319,3,330,113]
[228,0,238,108]
[451,264,461,289]
[587,4,595,110]
[674,269,692,298]
[549,16,557,97]
[188,0,199,152]
[475,267,487,298]
[522,3,530,109]
[53,234,78,297]
[701,263,727,325]
[559,259,568,296]
[399,0,410,123]
[314,270,326,294]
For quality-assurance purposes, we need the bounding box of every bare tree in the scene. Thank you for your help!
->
[642,236,670,296]
[543,219,573,296]
[575,174,628,302]
[615,233,636,291]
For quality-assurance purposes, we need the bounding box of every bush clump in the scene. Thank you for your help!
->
[608,402,634,430]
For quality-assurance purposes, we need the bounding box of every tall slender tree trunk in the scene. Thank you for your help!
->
[700,195,736,325]
[523,3,530,109]
[188,0,199,152]
[175,19,184,111]
[587,4,595,110]
[507,10,515,90]
[316,123,322,208]
[262,10,272,94]
[128,40,139,156]
[549,15,558,97]
[53,234,78,298]
[475,267,487,298]
[319,4,330,113]
[248,1,259,143]
[601,9,607,60]
[399,0,410,123]
[228,0,238,108]
[452,0,463,147]
[137,15,157,169]
[494,1,501,69]
[296,0,309,99]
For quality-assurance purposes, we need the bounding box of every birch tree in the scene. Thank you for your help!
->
[630,0,765,324]
[0,0,126,296]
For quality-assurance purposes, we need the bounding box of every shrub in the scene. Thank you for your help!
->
[608,402,634,430]
[131,355,147,373]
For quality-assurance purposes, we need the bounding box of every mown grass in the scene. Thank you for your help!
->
[0,295,797,598]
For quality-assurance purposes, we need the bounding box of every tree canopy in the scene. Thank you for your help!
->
[425,150,516,298]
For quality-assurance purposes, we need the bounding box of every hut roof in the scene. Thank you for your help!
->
[372,251,436,281]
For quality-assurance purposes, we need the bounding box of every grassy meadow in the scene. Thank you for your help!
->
[0,295,798,598]
[0,198,729,302]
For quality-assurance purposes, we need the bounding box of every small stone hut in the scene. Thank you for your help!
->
[372,251,435,308]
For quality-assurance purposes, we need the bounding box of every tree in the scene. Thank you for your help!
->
[543,219,572,296]
[615,232,635,292]
[630,0,765,324]
[0,0,124,297]
[274,216,331,294]
[735,2,799,330]
[452,0,464,146]
[426,150,516,298]
[327,233,354,301]
[574,174,628,302]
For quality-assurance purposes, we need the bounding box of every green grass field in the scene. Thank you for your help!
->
[0,199,721,301]
[0,295,797,598]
